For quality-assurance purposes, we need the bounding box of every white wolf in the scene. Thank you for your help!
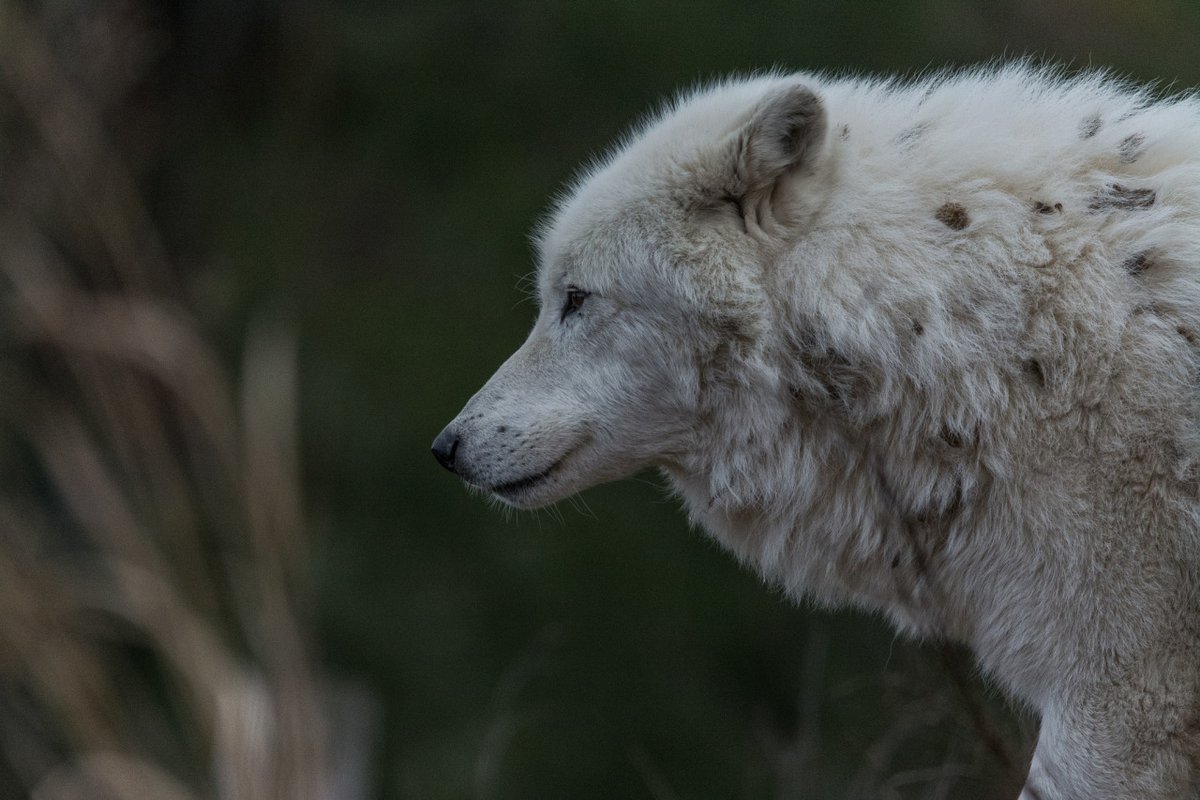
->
[433,64,1200,799]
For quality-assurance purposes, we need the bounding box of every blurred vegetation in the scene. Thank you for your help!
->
[1,1,1199,798]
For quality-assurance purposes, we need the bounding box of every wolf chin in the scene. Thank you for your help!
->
[433,64,1200,798]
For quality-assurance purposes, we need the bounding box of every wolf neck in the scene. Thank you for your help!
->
[666,391,982,642]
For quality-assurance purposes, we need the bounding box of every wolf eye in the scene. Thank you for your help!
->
[560,287,590,322]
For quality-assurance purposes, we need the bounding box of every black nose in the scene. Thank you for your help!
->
[431,427,460,474]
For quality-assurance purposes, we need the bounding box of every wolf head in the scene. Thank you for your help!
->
[433,77,829,508]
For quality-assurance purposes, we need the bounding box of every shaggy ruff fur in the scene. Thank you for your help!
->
[440,65,1200,799]
[672,67,1200,799]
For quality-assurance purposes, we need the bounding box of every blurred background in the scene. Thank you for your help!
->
[1,1,1198,798]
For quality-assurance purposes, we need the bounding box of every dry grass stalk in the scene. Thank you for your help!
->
[0,3,354,798]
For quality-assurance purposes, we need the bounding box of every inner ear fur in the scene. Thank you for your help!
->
[735,83,827,195]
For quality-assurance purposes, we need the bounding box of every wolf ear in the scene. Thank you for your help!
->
[736,83,827,193]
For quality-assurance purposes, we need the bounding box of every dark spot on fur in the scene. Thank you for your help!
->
[909,480,964,527]
[701,314,758,388]
[878,466,966,584]
[912,320,924,336]
[944,480,965,518]
[1131,302,1166,317]
[1123,251,1152,276]
[1089,184,1156,211]
[497,425,507,433]
[712,314,755,350]
[891,554,901,569]
[797,348,853,402]
[1173,442,1200,485]
[1034,201,1063,214]
[1080,114,1102,139]
[896,122,928,147]
[1179,326,1198,345]
[940,427,963,448]
[791,328,862,408]
[1024,359,1046,387]
[935,202,970,230]
[839,123,850,140]
[1118,133,1146,164]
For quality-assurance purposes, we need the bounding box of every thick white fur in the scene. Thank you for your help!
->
[439,64,1200,798]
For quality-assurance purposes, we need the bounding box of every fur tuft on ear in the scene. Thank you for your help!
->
[737,83,827,192]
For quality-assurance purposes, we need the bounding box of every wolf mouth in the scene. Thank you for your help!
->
[489,458,564,496]
[486,437,591,498]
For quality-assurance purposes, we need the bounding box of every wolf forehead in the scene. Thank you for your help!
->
[532,76,802,289]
